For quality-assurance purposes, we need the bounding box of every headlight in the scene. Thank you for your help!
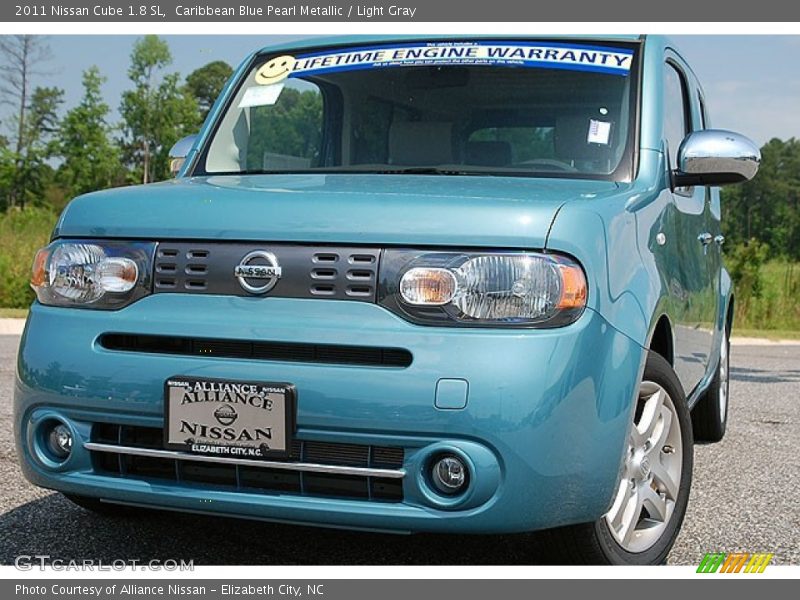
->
[31,240,155,309]
[380,249,587,327]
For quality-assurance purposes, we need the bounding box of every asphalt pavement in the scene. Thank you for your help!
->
[1,334,797,566]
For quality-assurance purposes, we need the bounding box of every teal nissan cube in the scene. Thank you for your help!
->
[14,35,760,564]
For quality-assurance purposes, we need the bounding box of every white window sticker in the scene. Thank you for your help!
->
[239,83,285,108]
[290,42,634,77]
[587,119,612,145]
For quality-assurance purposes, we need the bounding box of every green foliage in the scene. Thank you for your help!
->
[12,86,63,208]
[0,35,54,210]
[58,66,123,197]
[0,35,796,338]
[721,138,800,332]
[0,206,57,308]
[127,34,171,81]
[0,85,64,210]
[186,60,233,121]
[731,258,800,332]
[722,138,800,260]
[0,145,15,203]
[1,78,67,209]
[119,35,201,184]
[726,240,800,331]
[728,238,770,302]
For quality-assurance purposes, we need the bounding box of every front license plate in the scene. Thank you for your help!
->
[164,377,295,459]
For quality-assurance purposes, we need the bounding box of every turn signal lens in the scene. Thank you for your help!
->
[556,264,588,309]
[96,257,139,293]
[30,248,50,289]
[400,267,458,305]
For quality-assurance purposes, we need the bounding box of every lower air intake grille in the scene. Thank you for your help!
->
[99,334,412,368]
[90,424,404,503]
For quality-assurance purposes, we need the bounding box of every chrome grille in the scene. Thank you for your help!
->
[89,424,404,502]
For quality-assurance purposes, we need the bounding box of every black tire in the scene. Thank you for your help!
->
[538,351,694,564]
[63,493,151,517]
[691,329,730,443]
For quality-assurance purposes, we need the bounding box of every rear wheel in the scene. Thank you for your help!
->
[540,352,693,564]
[691,328,730,443]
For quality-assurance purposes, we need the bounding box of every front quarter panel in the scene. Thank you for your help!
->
[546,180,661,350]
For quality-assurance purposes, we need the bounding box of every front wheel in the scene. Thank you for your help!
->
[540,351,693,564]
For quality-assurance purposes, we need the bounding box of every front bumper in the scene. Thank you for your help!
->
[15,295,644,534]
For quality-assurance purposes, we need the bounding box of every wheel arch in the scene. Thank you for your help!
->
[720,266,734,335]
[646,313,675,366]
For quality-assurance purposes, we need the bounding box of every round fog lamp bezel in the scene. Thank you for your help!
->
[429,453,469,496]
[35,419,75,465]
[48,423,74,459]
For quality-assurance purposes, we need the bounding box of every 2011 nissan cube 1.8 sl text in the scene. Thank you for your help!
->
[14,35,760,564]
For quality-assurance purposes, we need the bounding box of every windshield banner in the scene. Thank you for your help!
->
[255,41,634,84]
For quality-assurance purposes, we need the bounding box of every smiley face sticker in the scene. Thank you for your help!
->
[255,55,296,85]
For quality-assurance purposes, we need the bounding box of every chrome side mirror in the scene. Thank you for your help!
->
[168,134,199,177]
[673,129,760,187]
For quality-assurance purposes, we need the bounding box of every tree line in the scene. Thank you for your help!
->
[721,137,800,261]
[0,34,797,264]
[0,35,232,212]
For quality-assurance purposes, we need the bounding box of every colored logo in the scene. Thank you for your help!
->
[255,55,296,85]
[697,552,774,573]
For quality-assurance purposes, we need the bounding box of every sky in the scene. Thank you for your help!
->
[3,35,800,147]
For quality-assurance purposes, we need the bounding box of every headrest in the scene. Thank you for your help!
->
[555,114,613,162]
[388,121,453,166]
[465,141,512,167]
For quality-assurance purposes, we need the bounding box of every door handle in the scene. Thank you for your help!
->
[714,235,726,246]
[698,233,713,245]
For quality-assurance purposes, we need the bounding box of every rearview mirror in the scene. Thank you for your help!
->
[168,134,199,177]
[673,129,760,187]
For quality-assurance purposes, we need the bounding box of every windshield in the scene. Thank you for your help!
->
[200,40,639,180]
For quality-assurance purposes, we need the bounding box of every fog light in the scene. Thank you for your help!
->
[430,455,468,495]
[47,423,73,459]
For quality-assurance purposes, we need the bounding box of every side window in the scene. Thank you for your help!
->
[663,63,690,169]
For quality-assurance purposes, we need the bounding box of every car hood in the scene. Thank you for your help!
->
[56,174,623,248]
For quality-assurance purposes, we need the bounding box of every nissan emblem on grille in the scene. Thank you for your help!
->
[234,250,282,294]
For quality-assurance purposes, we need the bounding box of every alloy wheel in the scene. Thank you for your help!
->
[604,381,684,553]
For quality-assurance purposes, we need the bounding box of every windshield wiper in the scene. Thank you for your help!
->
[376,167,486,176]
[207,167,492,176]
